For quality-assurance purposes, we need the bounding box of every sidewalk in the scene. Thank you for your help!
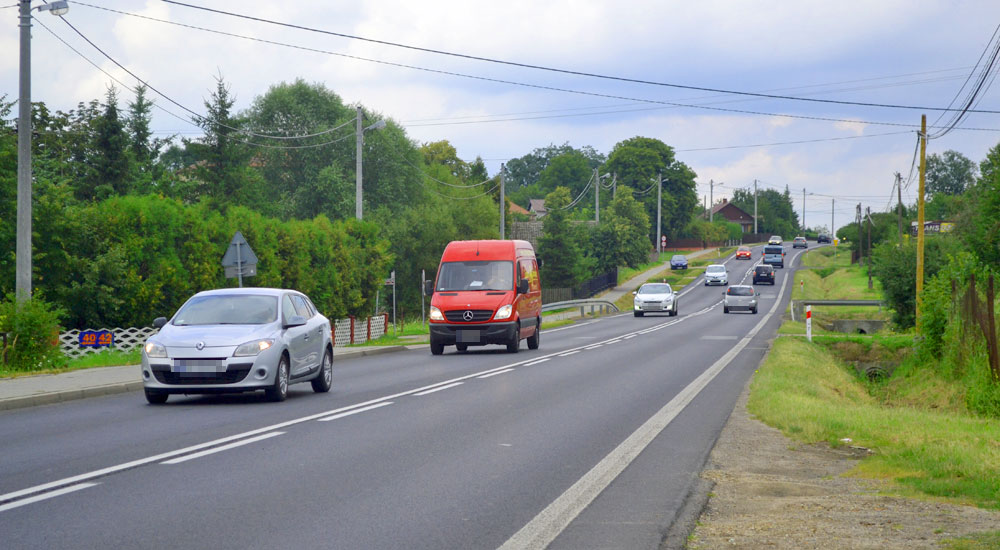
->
[0,345,412,411]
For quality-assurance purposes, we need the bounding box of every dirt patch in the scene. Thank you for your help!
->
[683,380,1000,549]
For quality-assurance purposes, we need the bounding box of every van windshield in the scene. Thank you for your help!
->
[764,246,783,254]
[436,261,514,291]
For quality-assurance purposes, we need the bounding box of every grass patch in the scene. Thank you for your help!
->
[800,245,851,268]
[941,531,1000,550]
[354,319,428,346]
[749,336,1000,509]
[0,348,142,378]
[616,249,692,284]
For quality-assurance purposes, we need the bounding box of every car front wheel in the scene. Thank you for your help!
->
[311,349,333,393]
[265,356,289,402]
[145,389,168,405]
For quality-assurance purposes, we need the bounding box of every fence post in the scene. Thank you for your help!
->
[367,315,372,343]
[350,316,355,345]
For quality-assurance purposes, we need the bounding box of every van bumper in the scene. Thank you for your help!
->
[429,321,518,346]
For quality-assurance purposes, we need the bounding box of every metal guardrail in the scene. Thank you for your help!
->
[791,299,883,321]
[542,299,620,316]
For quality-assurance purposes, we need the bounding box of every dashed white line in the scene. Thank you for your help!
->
[623,335,636,340]
[523,358,551,366]
[558,351,581,357]
[162,432,285,465]
[478,369,515,379]
[0,483,99,513]
[317,402,393,422]
[415,382,464,396]
[604,340,621,345]
[584,345,603,350]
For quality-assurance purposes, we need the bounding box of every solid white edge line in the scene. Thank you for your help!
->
[0,483,99,513]
[161,432,285,465]
[498,256,792,550]
[478,369,515,379]
[414,382,464,396]
[317,402,393,422]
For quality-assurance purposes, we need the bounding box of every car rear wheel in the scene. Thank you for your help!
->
[265,356,289,402]
[752,306,758,314]
[144,389,168,405]
[527,321,540,350]
[311,349,333,393]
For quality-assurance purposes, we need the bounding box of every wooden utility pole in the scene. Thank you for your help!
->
[499,163,505,239]
[709,180,714,222]
[866,207,873,289]
[896,172,903,243]
[753,179,758,234]
[856,203,863,264]
[917,115,927,331]
[802,188,806,233]
[656,172,662,255]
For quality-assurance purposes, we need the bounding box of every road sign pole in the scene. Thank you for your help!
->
[236,241,243,288]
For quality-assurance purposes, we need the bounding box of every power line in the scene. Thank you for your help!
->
[929,23,1000,139]
[676,130,912,152]
[160,0,1000,115]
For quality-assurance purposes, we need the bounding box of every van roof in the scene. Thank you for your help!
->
[441,240,535,262]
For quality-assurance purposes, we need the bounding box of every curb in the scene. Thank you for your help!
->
[0,345,414,412]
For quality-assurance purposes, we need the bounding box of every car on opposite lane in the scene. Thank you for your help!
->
[632,282,678,317]
[768,235,784,245]
[753,264,775,285]
[735,246,752,260]
[704,264,729,286]
[817,233,831,243]
[670,254,689,270]
[141,288,333,404]
[723,285,760,314]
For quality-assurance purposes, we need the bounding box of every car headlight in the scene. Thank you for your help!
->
[234,339,274,357]
[144,341,167,358]
[494,304,513,320]
[429,306,444,321]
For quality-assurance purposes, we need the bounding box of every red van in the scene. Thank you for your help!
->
[424,240,542,355]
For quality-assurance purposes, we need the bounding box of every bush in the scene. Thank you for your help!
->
[0,295,66,372]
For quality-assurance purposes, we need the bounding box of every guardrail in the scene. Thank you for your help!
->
[542,299,620,317]
[791,299,883,321]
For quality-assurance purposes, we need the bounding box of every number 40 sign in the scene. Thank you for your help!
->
[79,330,114,348]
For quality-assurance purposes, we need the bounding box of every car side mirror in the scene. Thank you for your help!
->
[517,279,529,295]
[423,280,434,296]
[285,315,307,328]
[632,291,637,295]
[153,317,168,329]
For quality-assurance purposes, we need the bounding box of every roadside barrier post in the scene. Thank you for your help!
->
[806,305,812,342]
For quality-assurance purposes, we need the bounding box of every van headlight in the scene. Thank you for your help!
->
[494,304,513,320]
[429,306,444,321]
[234,339,274,357]
[144,341,167,358]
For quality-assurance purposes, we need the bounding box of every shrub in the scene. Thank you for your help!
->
[0,294,66,372]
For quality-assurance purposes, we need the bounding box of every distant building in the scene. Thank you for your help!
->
[507,200,530,217]
[528,199,548,219]
[704,198,756,233]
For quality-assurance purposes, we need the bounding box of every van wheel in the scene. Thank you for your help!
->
[456,343,468,352]
[507,325,520,353]
[527,321,540,350]
[430,338,444,356]
[145,389,168,405]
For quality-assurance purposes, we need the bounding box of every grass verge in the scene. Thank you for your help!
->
[0,348,142,378]
[750,334,1000,510]
[941,531,1000,549]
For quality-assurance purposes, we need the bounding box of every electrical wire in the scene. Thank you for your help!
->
[677,130,912,152]
[929,23,1000,139]
[160,0,1000,115]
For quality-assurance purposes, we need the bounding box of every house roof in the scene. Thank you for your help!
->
[507,200,530,216]
[528,199,547,214]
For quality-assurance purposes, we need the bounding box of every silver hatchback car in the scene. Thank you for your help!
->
[723,285,760,314]
[141,288,333,404]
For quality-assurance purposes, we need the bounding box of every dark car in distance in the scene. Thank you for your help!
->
[670,255,688,270]
[817,234,831,244]
[753,264,775,285]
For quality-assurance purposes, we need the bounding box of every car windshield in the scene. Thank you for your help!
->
[173,294,278,326]
[756,266,772,273]
[706,266,726,274]
[671,255,686,261]
[727,287,754,296]
[638,284,672,294]
[436,260,513,291]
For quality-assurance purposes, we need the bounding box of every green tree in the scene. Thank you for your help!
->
[926,149,976,196]
[591,187,651,272]
[89,86,132,199]
[188,74,251,207]
[871,235,952,328]
[731,187,798,237]
[537,187,588,287]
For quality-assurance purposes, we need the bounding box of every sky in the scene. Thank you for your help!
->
[3,0,1000,233]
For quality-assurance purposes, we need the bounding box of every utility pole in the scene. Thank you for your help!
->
[709,179,714,222]
[355,106,363,220]
[612,172,617,199]
[895,172,903,243]
[499,163,505,239]
[753,179,758,234]
[16,0,32,301]
[916,115,927,330]
[831,198,835,240]
[802,188,806,233]
[594,168,599,223]
[857,203,863,264]
[656,172,662,255]
[866,206,873,289]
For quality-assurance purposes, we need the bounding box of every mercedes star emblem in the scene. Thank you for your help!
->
[463,310,474,321]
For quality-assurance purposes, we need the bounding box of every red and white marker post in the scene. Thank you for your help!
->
[806,305,812,342]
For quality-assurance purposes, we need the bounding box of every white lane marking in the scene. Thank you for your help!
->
[558,351,580,357]
[317,402,393,422]
[523,358,551,367]
[584,345,603,350]
[161,432,285,465]
[623,334,636,340]
[0,483,99,513]
[415,382,464,396]
[499,257,793,550]
[604,340,621,345]
[544,320,600,333]
[478,369,515,379]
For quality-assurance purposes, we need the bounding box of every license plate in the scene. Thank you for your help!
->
[457,330,480,343]
[172,359,225,373]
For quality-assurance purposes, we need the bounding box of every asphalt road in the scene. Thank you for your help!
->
[0,244,809,550]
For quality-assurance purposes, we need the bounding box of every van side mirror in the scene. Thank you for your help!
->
[517,279,529,294]
[153,317,168,329]
[423,280,434,296]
